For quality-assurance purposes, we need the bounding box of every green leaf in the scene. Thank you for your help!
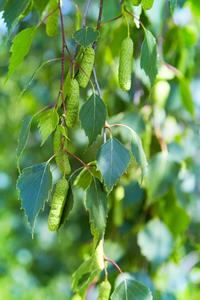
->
[85,179,107,239]
[7,27,36,79]
[97,138,130,190]
[17,162,52,233]
[111,278,153,300]
[140,29,158,85]
[34,0,49,13]
[74,162,102,190]
[2,0,31,32]
[72,258,100,297]
[137,219,173,264]
[80,94,106,145]
[73,26,100,47]
[16,115,32,167]
[169,0,177,14]
[37,108,59,145]
[131,130,148,181]
[146,152,180,203]
[179,78,194,115]
[59,185,74,228]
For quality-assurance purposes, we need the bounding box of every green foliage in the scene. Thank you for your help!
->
[7,27,36,79]
[16,163,52,233]
[146,153,180,203]
[85,179,107,240]
[1,0,200,298]
[73,27,100,47]
[97,138,130,191]
[46,0,59,37]
[2,0,31,32]
[140,29,157,85]
[37,108,59,145]
[111,278,153,300]
[80,94,106,145]
[137,219,173,264]
[16,115,32,168]
[141,0,154,10]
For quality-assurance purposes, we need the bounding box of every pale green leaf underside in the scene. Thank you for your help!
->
[17,163,52,233]
[97,138,130,190]
[111,278,153,300]
[137,218,173,264]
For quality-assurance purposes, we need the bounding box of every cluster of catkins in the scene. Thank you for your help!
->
[48,0,154,232]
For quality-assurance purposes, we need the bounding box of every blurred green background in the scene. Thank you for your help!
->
[0,0,200,299]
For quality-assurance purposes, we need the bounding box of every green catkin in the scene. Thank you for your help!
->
[48,178,69,231]
[141,0,154,10]
[132,0,141,5]
[53,126,71,175]
[46,0,59,37]
[118,37,134,91]
[77,47,95,88]
[98,280,111,300]
[66,79,80,128]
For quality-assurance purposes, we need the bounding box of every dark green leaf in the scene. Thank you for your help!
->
[111,278,153,300]
[3,0,31,32]
[97,138,130,190]
[140,29,158,85]
[16,115,32,166]
[85,179,107,239]
[37,108,59,145]
[179,78,194,115]
[80,94,106,145]
[17,163,52,233]
[7,27,36,79]
[73,27,100,47]
[33,0,49,13]
[137,219,173,264]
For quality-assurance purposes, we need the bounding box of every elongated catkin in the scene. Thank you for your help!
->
[53,126,71,175]
[77,47,95,88]
[48,178,69,231]
[98,281,111,300]
[118,37,134,91]
[66,79,80,128]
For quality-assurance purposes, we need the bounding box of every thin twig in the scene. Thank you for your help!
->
[104,256,123,274]
[59,2,67,114]
[63,149,88,168]
[82,0,92,27]
[37,5,59,28]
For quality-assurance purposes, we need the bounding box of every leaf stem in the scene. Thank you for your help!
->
[63,149,88,168]
[104,256,123,274]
